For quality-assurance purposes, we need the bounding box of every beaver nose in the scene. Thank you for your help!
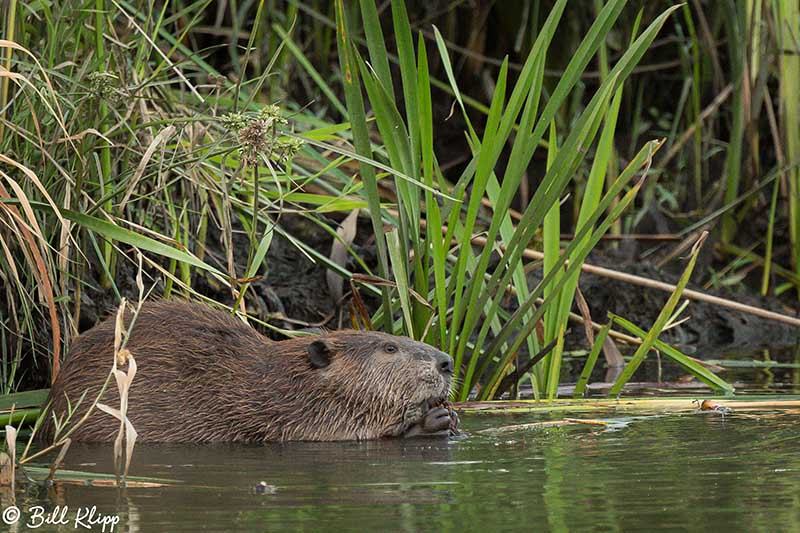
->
[434,352,454,375]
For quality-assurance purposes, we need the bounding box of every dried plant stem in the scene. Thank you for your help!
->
[462,233,800,328]
[519,246,800,328]
[455,397,800,413]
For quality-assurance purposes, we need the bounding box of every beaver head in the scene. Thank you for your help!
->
[298,330,454,438]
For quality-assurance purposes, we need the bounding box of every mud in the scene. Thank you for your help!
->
[562,245,800,357]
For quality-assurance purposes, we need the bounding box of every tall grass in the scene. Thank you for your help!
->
[0,0,794,400]
[0,0,368,389]
[335,0,708,399]
[774,0,800,292]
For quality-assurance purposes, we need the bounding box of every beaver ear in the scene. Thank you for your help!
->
[308,339,333,369]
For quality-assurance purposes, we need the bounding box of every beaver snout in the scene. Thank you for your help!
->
[434,352,454,375]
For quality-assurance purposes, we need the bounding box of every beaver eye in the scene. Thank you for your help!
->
[384,343,398,354]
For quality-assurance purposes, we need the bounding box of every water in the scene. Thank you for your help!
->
[3,409,799,532]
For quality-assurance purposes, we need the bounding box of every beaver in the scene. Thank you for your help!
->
[41,300,458,443]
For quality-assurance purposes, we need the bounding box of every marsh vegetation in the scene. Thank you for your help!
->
[0,0,799,490]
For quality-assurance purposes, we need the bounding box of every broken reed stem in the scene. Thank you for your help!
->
[463,235,800,328]
[455,397,800,413]
[385,207,800,331]
[522,247,800,328]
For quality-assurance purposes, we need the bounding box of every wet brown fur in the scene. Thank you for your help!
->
[41,300,452,443]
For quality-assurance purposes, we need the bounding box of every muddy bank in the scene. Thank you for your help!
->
[562,245,800,357]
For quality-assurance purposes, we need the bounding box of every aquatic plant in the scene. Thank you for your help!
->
[336,0,707,399]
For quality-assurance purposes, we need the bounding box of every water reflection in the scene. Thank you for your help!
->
[2,412,799,532]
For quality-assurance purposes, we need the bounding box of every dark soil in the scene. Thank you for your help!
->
[562,243,800,357]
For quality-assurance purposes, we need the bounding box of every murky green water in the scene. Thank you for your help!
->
[3,408,799,532]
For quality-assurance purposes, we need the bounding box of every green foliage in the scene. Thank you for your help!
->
[336,0,709,399]
[773,0,800,292]
[0,0,788,399]
[0,0,378,388]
